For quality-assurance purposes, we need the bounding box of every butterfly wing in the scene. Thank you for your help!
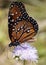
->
[14,18,38,43]
[19,20,38,43]
[8,2,26,42]
[8,18,38,43]
[8,2,38,45]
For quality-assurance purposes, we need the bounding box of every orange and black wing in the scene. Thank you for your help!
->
[8,2,26,42]
[8,2,38,46]
[11,17,38,43]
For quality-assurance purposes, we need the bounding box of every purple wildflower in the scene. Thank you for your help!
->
[12,42,38,63]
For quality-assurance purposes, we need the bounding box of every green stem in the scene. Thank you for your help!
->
[23,60,26,65]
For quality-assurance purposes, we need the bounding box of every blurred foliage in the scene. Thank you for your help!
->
[0,0,46,20]
[0,0,46,8]
[0,0,46,65]
[0,0,10,8]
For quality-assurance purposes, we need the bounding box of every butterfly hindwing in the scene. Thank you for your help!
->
[17,20,36,43]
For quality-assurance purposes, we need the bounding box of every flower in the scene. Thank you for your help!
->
[12,42,38,63]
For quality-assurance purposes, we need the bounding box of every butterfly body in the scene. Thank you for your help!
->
[9,41,20,47]
[8,2,38,47]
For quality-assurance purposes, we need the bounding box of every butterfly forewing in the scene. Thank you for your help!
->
[8,2,24,42]
[9,5,22,20]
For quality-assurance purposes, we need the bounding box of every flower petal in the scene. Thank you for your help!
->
[12,42,38,63]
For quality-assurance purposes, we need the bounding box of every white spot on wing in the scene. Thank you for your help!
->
[11,19,14,22]
[11,5,14,8]
[17,28,20,31]
[8,16,10,19]
[12,29,15,31]
[21,26,23,29]
[11,13,14,16]
[15,12,18,14]
[14,23,16,25]
[27,30,30,33]
[17,17,19,19]
[19,18,21,20]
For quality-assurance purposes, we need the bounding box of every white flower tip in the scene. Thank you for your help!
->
[12,54,15,58]
[15,57,19,60]
[12,42,39,63]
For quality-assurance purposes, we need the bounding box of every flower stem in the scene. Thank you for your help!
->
[23,60,26,65]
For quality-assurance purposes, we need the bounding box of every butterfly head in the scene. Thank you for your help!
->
[9,41,20,47]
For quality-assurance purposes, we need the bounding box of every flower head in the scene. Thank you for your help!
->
[12,42,38,63]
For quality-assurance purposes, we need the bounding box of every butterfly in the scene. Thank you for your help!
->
[8,2,38,47]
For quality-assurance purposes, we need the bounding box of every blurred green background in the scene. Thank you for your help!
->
[0,0,46,65]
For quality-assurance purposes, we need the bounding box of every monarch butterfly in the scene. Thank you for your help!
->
[8,2,38,47]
